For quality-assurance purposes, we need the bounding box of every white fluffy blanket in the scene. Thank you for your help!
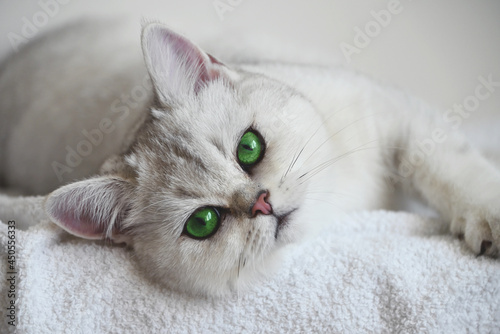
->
[1,208,499,334]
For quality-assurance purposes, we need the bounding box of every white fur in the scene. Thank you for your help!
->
[1,21,499,296]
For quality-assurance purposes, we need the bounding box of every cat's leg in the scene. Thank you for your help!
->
[386,99,500,257]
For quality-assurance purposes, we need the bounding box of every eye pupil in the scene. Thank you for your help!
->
[195,217,206,226]
[237,131,264,167]
[185,207,220,239]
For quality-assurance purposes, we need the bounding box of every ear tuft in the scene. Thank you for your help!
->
[45,177,134,242]
[141,23,229,104]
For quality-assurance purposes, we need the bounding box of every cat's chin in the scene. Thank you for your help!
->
[225,244,295,296]
[205,214,306,297]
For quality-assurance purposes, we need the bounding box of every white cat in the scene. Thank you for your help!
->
[1,20,499,296]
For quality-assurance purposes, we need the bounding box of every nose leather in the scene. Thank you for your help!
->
[251,191,272,216]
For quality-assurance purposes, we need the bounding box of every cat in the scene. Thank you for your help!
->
[0,20,499,296]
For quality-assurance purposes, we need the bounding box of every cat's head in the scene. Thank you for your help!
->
[45,23,332,296]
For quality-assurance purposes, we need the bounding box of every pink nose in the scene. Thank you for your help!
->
[251,191,273,216]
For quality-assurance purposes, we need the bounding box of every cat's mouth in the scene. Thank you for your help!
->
[274,209,297,239]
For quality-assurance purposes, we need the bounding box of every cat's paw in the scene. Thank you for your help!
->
[451,209,500,257]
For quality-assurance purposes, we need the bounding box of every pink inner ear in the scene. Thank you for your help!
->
[166,32,221,92]
[56,207,106,239]
[46,178,131,240]
[147,25,224,95]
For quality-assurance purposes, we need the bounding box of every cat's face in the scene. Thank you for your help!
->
[45,24,332,295]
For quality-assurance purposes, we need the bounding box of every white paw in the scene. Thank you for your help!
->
[451,209,500,257]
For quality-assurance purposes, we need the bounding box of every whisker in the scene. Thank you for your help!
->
[299,141,409,184]
[305,190,361,201]
[286,146,307,180]
[281,119,329,182]
[282,150,299,183]
[303,112,386,164]
[281,98,387,182]
[299,141,380,183]
[304,196,344,211]
[300,147,377,183]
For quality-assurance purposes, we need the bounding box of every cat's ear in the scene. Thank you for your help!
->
[141,23,233,105]
[45,176,134,244]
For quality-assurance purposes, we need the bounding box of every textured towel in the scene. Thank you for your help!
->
[1,209,499,334]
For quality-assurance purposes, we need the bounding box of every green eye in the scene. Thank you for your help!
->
[185,207,220,239]
[237,130,265,167]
